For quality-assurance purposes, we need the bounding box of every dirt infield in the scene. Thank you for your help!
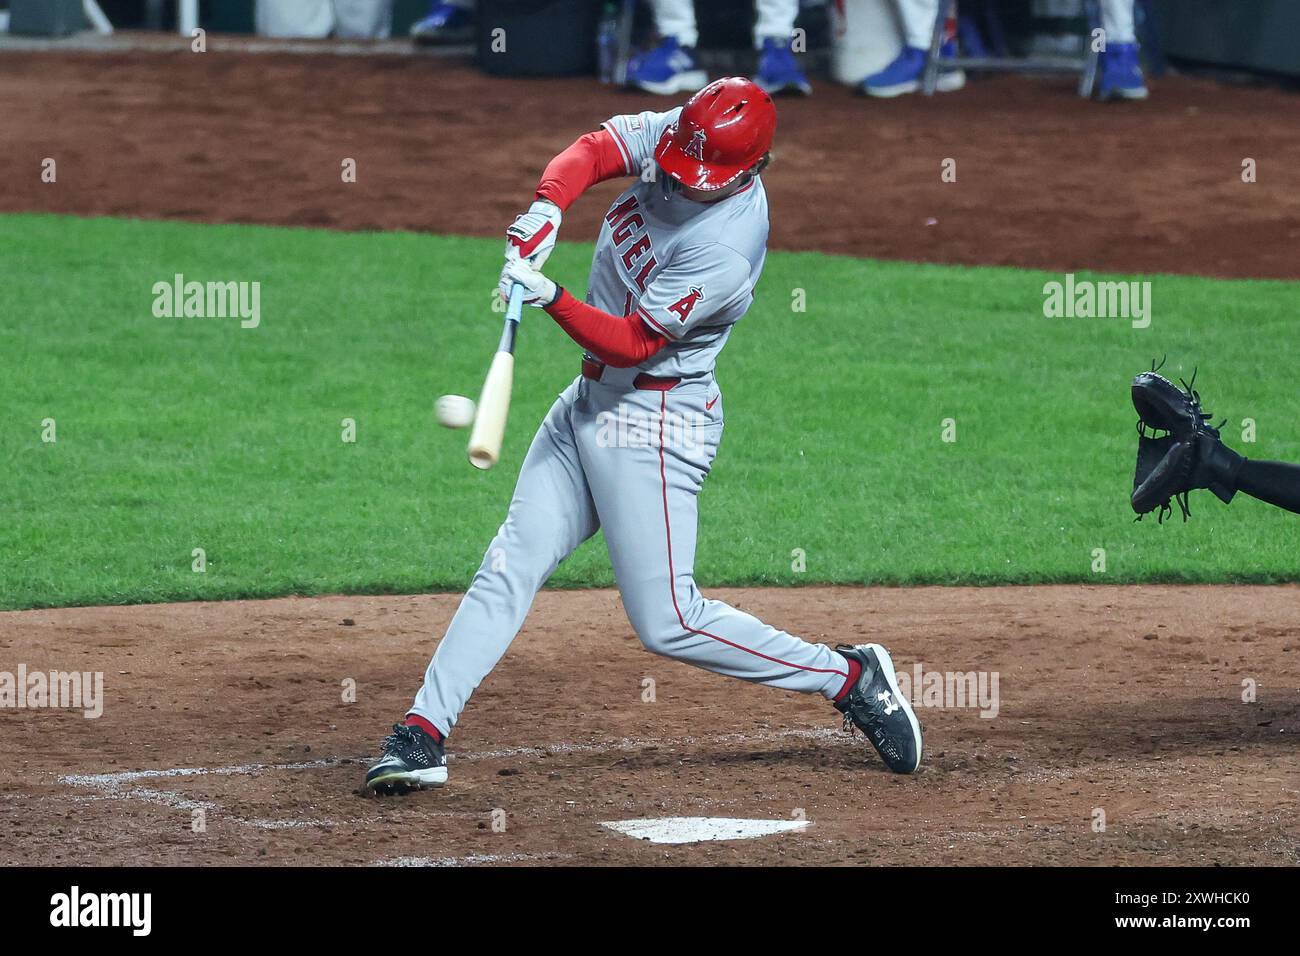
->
[2,586,1297,866]
[2,51,1299,279]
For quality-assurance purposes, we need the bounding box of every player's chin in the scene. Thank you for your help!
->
[682,170,758,203]
[680,182,738,203]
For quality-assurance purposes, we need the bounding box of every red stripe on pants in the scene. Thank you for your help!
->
[655,391,848,679]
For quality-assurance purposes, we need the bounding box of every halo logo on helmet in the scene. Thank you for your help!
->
[683,129,707,162]
[654,77,777,192]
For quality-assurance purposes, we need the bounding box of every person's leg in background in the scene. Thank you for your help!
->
[410,0,474,44]
[652,0,699,48]
[862,0,964,97]
[752,0,811,95]
[896,0,941,50]
[626,0,708,95]
[1098,0,1147,100]
[255,0,335,38]
[332,0,392,39]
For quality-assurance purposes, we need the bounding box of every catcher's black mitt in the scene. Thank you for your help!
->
[1131,363,1245,522]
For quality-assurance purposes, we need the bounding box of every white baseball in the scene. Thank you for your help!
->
[435,394,476,429]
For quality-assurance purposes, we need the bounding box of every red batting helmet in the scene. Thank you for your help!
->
[654,77,777,192]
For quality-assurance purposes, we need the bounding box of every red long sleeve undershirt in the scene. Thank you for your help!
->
[534,127,628,211]
[533,129,669,366]
[544,289,667,368]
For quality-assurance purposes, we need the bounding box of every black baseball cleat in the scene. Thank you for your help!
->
[365,723,448,794]
[834,643,923,774]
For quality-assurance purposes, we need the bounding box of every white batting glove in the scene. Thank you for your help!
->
[498,258,559,309]
[505,199,562,270]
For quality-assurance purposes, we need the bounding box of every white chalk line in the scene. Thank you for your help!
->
[59,758,339,789]
[42,726,852,834]
[376,852,577,868]
[56,725,848,787]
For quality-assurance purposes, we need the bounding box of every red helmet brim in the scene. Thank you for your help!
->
[654,128,749,191]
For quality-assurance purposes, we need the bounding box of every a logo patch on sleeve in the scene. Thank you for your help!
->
[666,286,705,324]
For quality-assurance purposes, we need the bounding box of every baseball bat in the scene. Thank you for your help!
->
[466,283,525,470]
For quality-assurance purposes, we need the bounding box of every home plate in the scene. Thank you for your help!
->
[600,817,810,845]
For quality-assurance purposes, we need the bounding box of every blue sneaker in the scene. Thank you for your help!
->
[1098,41,1148,100]
[862,44,965,98]
[626,36,707,96]
[410,3,473,45]
[754,36,811,95]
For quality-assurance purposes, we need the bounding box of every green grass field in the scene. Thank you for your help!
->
[3,213,1297,609]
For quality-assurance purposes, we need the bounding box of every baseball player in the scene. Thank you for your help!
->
[365,78,922,794]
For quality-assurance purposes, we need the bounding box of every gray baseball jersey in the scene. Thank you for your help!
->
[407,109,851,741]
[588,108,769,380]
